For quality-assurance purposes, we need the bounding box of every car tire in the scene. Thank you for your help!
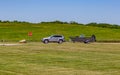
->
[44,40,49,44]
[58,40,63,44]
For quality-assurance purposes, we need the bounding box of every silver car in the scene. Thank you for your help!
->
[42,35,65,44]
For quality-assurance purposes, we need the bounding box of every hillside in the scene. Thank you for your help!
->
[0,22,120,42]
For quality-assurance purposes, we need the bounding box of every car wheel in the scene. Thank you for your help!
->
[44,40,49,44]
[58,40,63,44]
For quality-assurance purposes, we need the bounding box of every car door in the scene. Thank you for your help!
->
[49,36,57,42]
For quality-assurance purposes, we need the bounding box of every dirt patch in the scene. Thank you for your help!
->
[0,44,20,46]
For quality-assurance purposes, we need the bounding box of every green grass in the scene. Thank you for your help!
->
[0,22,120,41]
[0,42,120,75]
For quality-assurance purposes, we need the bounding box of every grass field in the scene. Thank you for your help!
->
[0,23,120,41]
[0,42,120,75]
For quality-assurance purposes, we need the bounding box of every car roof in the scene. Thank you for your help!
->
[52,35,63,37]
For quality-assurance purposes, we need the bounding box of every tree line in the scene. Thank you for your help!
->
[0,20,30,23]
[0,20,120,29]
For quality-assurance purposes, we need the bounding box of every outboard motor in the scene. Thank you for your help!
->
[91,35,96,42]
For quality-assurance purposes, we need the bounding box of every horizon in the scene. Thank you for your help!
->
[1,20,120,26]
[0,0,120,25]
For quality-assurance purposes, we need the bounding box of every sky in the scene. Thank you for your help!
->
[0,0,120,25]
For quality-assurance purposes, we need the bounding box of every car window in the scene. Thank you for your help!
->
[52,35,62,37]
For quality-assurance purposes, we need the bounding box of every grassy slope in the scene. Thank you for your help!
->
[0,43,120,75]
[0,23,120,41]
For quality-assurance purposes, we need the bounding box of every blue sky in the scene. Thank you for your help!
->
[0,0,120,25]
